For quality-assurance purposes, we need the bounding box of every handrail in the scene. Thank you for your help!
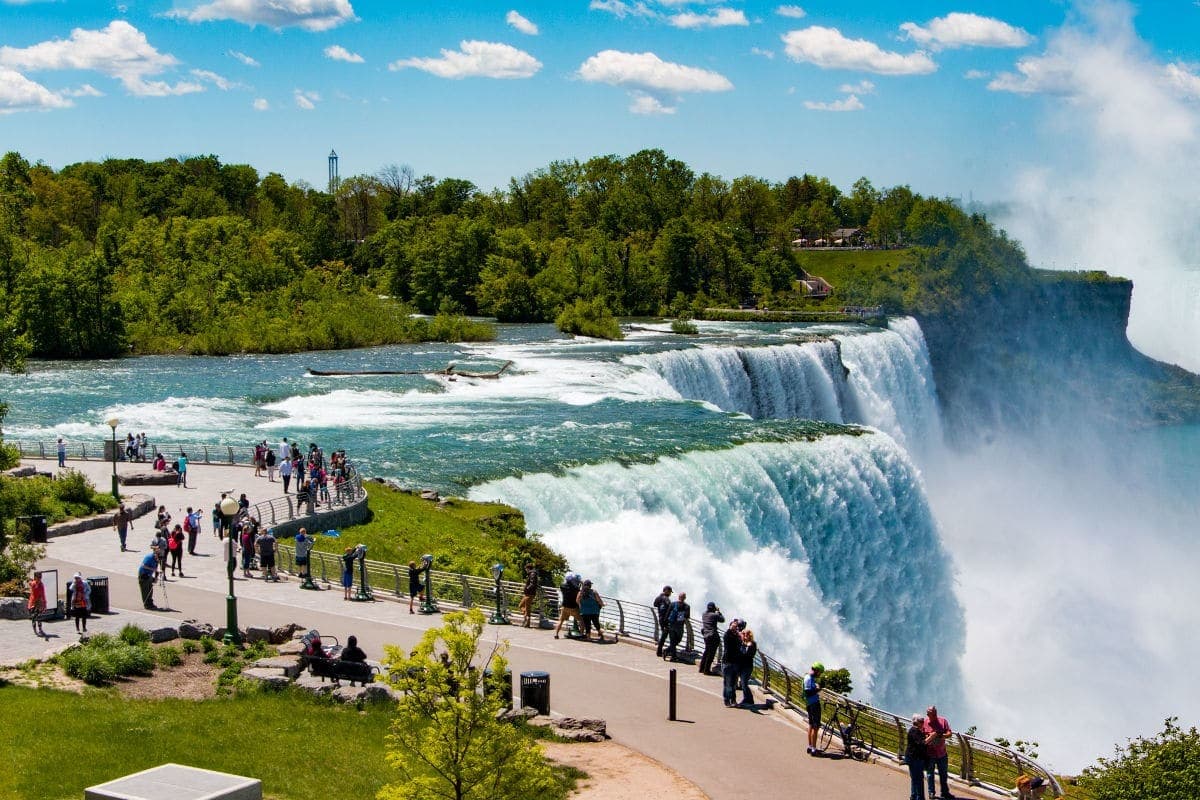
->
[245,470,365,527]
[271,546,1059,796]
[15,439,256,466]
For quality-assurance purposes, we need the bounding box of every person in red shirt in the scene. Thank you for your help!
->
[27,572,46,637]
[923,705,955,799]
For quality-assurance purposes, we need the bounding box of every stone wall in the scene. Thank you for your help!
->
[259,493,370,539]
[46,494,155,539]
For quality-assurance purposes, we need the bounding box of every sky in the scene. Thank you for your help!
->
[0,1,1197,203]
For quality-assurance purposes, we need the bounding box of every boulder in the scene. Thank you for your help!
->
[269,623,304,644]
[243,626,272,645]
[241,668,290,691]
[179,620,215,640]
[420,489,440,501]
[0,597,29,620]
[551,717,610,742]
[3,466,37,478]
[498,706,539,722]
[252,656,304,679]
[149,626,179,643]
[119,471,179,486]
[294,673,335,696]
[277,639,305,656]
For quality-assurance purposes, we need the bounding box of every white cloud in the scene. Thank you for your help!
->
[804,93,864,111]
[190,68,237,90]
[324,44,364,63]
[294,88,318,109]
[963,69,989,80]
[1164,62,1200,99]
[578,49,733,92]
[751,47,775,59]
[389,40,541,79]
[252,97,269,110]
[0,20,201,96]
[668,8,748,29]
[589,0,655,19]
[987,53,1073,94]
[775,5,805,18]
[781,26,936,75]
[168,0,356,32]
[63,83,104,97]
[900,12,1032,51]
[630,91,675,114]
[228,50,259,67]
[838,79,874,94]
[0,66,70,113]
[506,10,538,36]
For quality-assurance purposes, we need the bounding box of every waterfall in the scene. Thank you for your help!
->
[629,317,945,454]
[470,432,965,713]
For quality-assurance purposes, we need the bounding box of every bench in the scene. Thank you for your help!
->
[308,658,380,687]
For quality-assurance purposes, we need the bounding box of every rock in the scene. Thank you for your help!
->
[119,471,180,486]
[0,597,29,620]
[149,626,179,643]
[243,626,272,644]
[241,668,290,690]
[551,718,610,742]
[179,620,215,640]
[332,685,365,704]
[253,656,304,679]
[420,489,440,501]
[499,707,539,722]
[3,466,36,478]
[269,623,304,644]
[277,639,305,656]
[359,683,399,704]
[294,673,335,696]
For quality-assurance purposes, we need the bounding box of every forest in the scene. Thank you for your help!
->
[0,148,1029,360]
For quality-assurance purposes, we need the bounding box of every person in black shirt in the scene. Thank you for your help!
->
[698,602,725,675]
[519,564,539,628]
[721,619,744,706]
[553,573,581,639]
[664,591,690,661]
[340,635,367,663]
[653,586,673,657]
[408,560,423,614]
[906,713,928,800]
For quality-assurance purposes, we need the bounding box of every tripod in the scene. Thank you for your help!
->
[156,569,170,611]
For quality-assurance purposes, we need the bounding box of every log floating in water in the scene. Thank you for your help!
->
[307,360,514,379]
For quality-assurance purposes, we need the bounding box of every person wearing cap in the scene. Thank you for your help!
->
[923,705,955,799]
[653,585,673,657]
[906,713,928,800]
[578,578,606,642]
[67,573,91,635]
[698,601,725,675]
[1016,775,1047,800]
[805,662,824,754]
[663,591,690,661]
[721,619,743,706]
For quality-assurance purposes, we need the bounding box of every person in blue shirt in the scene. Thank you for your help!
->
[805,662,825,755]
[138,551,159,609]
[176,452,188,487]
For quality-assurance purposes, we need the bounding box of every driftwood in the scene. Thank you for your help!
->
[307,360,513,379]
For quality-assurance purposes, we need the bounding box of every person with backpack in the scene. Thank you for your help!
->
[721,619,743,706]
[68,573,91,635]
[653,585,673,657]
[553,573,582,639]
[663,591,690,661]
[518,564,538,627]
[183,507,197,555]
[698,602,725,675]
[578,579,606,642]
[168,524,185,577]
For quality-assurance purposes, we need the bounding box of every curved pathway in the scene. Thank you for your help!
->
[18,457,988,800]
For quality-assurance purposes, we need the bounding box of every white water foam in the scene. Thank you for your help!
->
[471,434,964,713]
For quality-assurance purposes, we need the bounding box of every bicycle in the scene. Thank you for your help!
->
[818,700,876,761]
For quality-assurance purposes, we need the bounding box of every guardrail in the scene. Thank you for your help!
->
[275,544,1060,797]
[246,471,365,527]
[14,439,256,466]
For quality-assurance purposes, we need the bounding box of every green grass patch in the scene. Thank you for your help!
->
[308,481,566,577]
[56,634,155,685]
[793,248,921,310]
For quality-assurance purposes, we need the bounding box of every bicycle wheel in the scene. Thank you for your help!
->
[818,710,839,753]
[851,720,875,761]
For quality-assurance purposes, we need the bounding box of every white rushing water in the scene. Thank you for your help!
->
[471,433,965,715]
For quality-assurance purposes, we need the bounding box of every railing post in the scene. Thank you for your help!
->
[614,598,626,635]
[760,654,770,691]
[39,442,45,458]
[461,576,471,607]
[961,737,975,784]
[781,665,792,706]
[319,554,327,583]
[684,618,694,652]
[227,446,234,464]
[202,446,209,464]
[393,566,401,597]
[81,444,87,460]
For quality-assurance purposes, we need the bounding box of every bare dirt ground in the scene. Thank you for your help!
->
[542,741,710,800]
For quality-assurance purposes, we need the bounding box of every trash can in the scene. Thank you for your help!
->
[519,671,550,715]
[88,576,109,614]
[484,668,513,708]
[28,515,47,543]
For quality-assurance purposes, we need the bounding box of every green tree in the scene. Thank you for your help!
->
[378,609,558,800]
[1077,718,1200,800]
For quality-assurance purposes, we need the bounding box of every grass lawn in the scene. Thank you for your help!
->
[307,481,566,577]
[794,248,920,309]
[0,685,394,800]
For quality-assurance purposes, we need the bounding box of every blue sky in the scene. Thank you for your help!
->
[0,1,1197,200]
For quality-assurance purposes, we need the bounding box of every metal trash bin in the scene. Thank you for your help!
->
[88,576,110,614]
[519,671,550,715]
[15,515,47,543]
[484,668,513,708]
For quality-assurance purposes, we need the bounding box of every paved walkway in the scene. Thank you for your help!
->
[15,456,987,800]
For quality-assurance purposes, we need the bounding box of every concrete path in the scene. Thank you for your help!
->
[15,456,988,800]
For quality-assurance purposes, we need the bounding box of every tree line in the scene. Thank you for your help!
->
[0,148,1028,360]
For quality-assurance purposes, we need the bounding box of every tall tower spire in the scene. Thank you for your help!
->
[328,149,339,193]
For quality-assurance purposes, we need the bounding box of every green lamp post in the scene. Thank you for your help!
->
[107,417,120,500]
[220,495,242,646]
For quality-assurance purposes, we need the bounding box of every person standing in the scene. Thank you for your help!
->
[553,573,582,639]
[27,572,46,637]
[280,456,292,494]
[805,662,825,754]
[138,550,159,609]
[152,528,169,578]
[295,528,314,583]
[212,501,224,541]
[664,591,690,661]
[266,447,277,482]
[57,437,66,468]
[736,628,758,706]
[253,442,265,477]
[68,573,91,635]
[240,524,256,578]
[408,560,423,613]
[906,713,928,800]
[518,564,538,627]
[341,546,356,600]
[176,451,188,487]
[578,579,606,642]
[698,601,725,675]
[257,527,278,581]
[168,525,185,577]
[923,705,955,799]
[721,619,742,707]
[653,585,673,657]
[279,437,290,466]
[112,504,132,552]
[186,507,201,554]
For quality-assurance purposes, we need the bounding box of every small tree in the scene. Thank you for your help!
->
[379,608,558,800]
[1077,717,1200,800]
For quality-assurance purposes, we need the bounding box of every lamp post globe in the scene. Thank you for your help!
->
[219,495,241,645]
[106,417,120,500]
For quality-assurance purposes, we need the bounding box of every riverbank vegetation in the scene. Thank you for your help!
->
[0,149,1034,358]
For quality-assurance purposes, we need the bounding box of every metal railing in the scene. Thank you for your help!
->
[274,545,1060,797]
[246,470,365,527]
[14,439,256,466]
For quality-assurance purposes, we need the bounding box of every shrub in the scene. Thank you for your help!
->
[52,469,93,504]
[199,635,216,653]
[1078,717,1200,800]
[181,640,199,654]
[118,624,150,646]
[156,645,183,668]
[59,647,117,685]
[56,635,154,684]
[670,319,698,335]
[555,298,623,340]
